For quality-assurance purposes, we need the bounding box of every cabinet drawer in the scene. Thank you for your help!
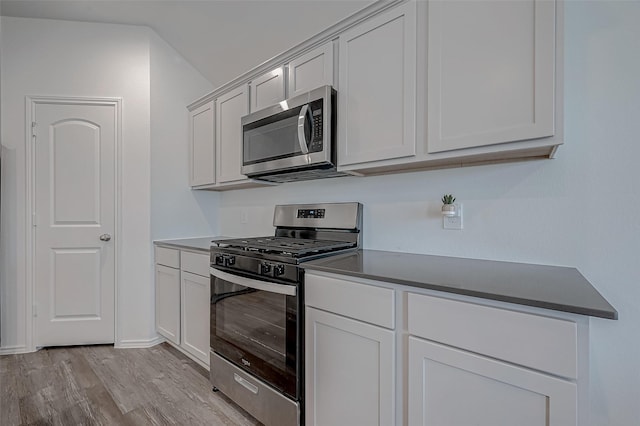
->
[305,274,395,329]
[408,293,577,379]
[155,246,180,268]
[180,251,210,277]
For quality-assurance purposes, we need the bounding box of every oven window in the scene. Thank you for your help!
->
[211,276,297,397]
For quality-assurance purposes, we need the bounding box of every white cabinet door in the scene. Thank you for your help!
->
[216,84,249,183]
[155,264,180,345]
[305,307,395,426]
[408,337,577,426]
[288,42,334,97]
[188,100,215,186]
[427,0,556,153]
[338,2,417,166]
[250,67,285,111]
[180,271,210,366]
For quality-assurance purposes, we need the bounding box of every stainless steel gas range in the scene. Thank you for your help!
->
[209,202,363,426]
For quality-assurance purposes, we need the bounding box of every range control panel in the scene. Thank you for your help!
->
[297,208,325,219]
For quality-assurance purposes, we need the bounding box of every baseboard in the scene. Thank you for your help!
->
[115,335,165,349]
[0,345,30,355]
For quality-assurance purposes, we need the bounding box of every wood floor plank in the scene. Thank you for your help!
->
[18,392,54,425]
[0,372,22,425]
[49,399,96,426]
[1,344,262,426]
[62,348,104,390]
[84,383,127,425]
[0,353,18,373]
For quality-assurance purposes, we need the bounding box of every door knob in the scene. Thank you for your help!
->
[99,234,112,242]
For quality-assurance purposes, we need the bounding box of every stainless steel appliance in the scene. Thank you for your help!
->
[209,202,363,426]
[241,85,349,183]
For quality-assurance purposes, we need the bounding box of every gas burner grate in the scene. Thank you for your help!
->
[214,236,355,258]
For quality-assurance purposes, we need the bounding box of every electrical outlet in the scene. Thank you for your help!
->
[443,204,463,230]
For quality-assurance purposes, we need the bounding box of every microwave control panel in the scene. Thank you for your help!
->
[309,99,324,153]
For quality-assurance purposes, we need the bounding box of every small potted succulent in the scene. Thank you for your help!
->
[441,194,457,216]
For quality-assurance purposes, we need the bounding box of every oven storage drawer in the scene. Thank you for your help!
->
[210,351,298,426]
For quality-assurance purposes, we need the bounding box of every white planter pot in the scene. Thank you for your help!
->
[442,204,456,216]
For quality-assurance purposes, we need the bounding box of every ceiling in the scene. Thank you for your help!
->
[0,0,372,88]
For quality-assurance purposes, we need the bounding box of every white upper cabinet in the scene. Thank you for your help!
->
[188,0,563,186]
[287,42,335,97]
[250,67,285,111]
[216,84,250,184]
[338,2,417,167]
[427,0,556,153]
[188,100,215,186]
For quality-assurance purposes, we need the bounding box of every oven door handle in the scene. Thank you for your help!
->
[210,267,297,297]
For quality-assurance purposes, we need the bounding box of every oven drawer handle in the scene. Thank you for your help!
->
[234,373,259,394]
[210,267,297,297]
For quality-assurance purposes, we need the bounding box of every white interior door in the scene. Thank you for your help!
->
[34,99,117,347]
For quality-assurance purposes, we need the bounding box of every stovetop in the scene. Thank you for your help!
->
[210,203,362,281]
[213,236,356,258]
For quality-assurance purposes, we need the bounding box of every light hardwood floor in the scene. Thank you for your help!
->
[0,343,261,425]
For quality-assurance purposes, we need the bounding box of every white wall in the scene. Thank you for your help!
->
[0,17,155,348]
[217,1,640,424]
[149,32,218,241]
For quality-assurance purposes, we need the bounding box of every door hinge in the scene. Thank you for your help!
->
[31,121,37,137]
[32,212,38,227]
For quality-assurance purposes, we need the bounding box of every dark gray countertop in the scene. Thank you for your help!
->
[154,236,226,253]
[303,250,617,320]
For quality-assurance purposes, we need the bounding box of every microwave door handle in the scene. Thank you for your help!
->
[210,267,297,296]
[297,104,310,154]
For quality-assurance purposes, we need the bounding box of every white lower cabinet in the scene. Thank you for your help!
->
[407,292,580,426]
[304,272,586,426]
[180,271,210,365]
[408,336,577,426]
[155,264,180,345]
[305,307,395,426]
[155,246,210,368]
[305,273,396,426]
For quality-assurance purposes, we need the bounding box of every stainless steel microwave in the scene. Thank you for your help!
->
[241,85,347,183]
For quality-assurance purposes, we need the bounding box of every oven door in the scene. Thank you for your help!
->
[210,267,299,399]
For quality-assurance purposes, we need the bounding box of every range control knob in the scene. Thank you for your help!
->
[224,255,236,267]
[214,254,224,265]
[260,262,272,275]
[273,264,285,277]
